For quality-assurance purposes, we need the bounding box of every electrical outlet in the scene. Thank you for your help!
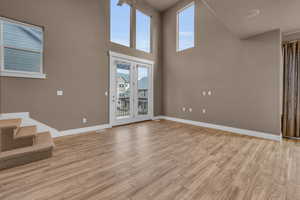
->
[182,107,186,112]
[202,91,206,96]
[82,117,87,124]
[189,108,193,112]
[208,90,212,96]
[57,90,63,96]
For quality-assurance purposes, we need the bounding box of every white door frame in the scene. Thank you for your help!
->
[109,51,154,126]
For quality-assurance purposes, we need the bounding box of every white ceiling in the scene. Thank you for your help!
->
[144,0,180,11]
[145,0,300,38]
[205,0,300,38]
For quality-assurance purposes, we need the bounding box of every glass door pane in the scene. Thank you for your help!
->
[137,66,149,116]
[116,62,131,118]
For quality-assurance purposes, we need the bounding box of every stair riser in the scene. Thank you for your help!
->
[1,128,35,152]
[0,148,53,170]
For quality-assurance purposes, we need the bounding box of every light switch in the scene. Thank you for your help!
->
[105,91,108,96]
[202,91,206,96]
[57,90,63,96]
[82,118,87,124]
[182,107,186,112]
[189,108,193,112]
[202,109,206,114]
[208,91,212,96]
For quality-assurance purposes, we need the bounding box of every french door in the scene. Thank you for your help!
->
[109,52,153,126]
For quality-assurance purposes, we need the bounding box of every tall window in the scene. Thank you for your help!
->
[0,17,45,78]
[110,0,131,47]
[177,2,195,51]
[136,10,151,53]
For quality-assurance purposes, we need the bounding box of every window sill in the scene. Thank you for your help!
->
[0,70,46,79]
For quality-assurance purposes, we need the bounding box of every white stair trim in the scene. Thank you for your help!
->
[154,115,282,141]
[0,112,30,119]
[0,112,60,137]
[0,112,111,138]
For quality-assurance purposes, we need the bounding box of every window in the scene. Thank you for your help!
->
[136,10,151,53]
[0,18,45,78]
[177,2,195,51]
[110,0,131,47]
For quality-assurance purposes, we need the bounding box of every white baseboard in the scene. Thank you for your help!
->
[155,116,282,141]
[152,116,163,120]
[1,113,281,141]
[60,124,112,137]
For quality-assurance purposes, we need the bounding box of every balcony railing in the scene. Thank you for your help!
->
[116,97,148,117]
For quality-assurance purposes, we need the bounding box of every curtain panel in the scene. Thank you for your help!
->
[282,41,300,138]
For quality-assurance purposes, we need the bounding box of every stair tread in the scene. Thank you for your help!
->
[0,132,54,160]
[15,126,37,139]
[0,119,22,129]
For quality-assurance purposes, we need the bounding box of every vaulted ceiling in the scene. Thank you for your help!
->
[144,0,300,38]
[205,0,300,38]
[144,0,180,11]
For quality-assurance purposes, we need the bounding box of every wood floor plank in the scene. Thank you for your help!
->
[0,120,299,200]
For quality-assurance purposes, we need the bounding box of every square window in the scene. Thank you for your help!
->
[0,18,45,78]
[177,2,195,51]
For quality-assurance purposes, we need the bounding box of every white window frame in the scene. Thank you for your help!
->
[109,0,132,48]
[0,17,46,79]
[109,51,154,126]
[176,1,195,52]
[135,9,152,53]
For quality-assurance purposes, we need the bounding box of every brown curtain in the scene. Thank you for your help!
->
[282,41,300,138]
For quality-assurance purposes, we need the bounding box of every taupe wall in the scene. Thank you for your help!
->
[0,0,282,135]
[162,0,282,135]
[0,0,162,130]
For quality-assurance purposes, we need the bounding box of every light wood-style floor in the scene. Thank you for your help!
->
[0,120,299,200]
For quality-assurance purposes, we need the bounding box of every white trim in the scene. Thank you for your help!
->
[0,21,4,71]
[176,1,195,52]
[0,70,46,79]
[135,9,152,53]
[60,124,112,137]
[0,112,30,119]
[26,118,61,138]
[0,112,60,137]
[109,52,154,127]
[109,51,154,65]
[0,17,43,30]
[0,17,44,77]
[152,116,163,120]
[155,116,282,141]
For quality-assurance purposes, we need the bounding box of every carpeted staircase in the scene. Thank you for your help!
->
[0,118,55,170]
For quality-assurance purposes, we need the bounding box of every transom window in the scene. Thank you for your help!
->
[109,0,152,53]
[110,0,131,47]
[177,2,195,52]
[136,10,151,53]
[0,17,45,79]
